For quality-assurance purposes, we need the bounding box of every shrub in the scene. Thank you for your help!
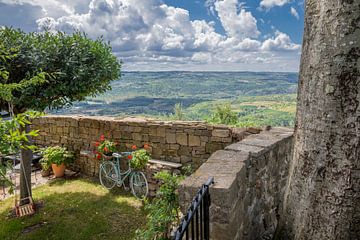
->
[209,103,238,125]
[135,171,184,240]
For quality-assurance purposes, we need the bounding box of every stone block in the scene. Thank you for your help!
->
[188,135,201,146]
[157,128,166,137]
[205,142,224,153]
[212,129,230,138]
[166,133,177,144]
[132,133,142,141]
[176,133,188,145]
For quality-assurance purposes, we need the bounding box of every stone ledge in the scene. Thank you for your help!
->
[148,159,182,169]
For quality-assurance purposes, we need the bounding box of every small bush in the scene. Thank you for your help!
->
[135,171,184,240]
[209,103,238,125]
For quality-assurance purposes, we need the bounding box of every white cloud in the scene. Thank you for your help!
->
[0,0,302,71]
[259,0,289,9]
[261,31,301,51]
[290,7,299,20]
[214,0,260,39]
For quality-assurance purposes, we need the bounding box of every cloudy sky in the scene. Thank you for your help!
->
[0,0,304,72]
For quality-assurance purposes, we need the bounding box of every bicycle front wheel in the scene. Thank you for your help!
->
[99,161,117,190]
[130,171,148,199]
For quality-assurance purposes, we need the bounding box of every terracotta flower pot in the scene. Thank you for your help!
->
[52,163,66,178]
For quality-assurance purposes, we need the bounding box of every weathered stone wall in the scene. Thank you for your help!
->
[32,115,252,169]
[179,127,293,240]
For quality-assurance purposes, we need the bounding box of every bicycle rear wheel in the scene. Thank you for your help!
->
[99,161,117,190]
[130,171,148,199]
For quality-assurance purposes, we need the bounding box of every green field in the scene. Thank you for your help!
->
[52,72,298,127]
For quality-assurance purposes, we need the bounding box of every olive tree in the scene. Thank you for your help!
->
[0,27,121,202]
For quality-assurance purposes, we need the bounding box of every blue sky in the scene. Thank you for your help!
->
[0,0,304,72]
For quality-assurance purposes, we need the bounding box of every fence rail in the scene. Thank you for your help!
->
[174,177,214,240]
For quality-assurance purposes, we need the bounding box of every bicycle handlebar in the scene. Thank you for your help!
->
[112,152,132,158]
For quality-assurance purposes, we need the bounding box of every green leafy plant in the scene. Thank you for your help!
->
[0,162,14,194]
[0,112,41,192]
[135,171,184,240]
[129,147,151,170]
[209,103,238,125]
[181,164,194,176]
[39,156,51,171]
[41,146,74,166]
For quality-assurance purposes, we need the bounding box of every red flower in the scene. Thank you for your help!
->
[100,135,105,141]
[144,144,149,149]
[96,153,101,160]
[104,147,108,152]
[95,142,100,147]
[131,145,137,150]
[127,155,133,160]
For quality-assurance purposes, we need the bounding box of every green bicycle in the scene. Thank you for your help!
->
[99,152,148,199]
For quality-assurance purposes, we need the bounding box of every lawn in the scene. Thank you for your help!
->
[0,178,146,240]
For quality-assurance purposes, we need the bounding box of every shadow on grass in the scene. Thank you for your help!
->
[0,180,146,240]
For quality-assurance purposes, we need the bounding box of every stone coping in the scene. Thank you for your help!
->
[181,127,293,191]
[38,115,231,128]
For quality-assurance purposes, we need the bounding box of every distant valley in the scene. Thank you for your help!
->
[52,71,298,127]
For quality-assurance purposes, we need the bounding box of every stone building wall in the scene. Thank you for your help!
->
[32,115,253,169]
[179,127,294,240]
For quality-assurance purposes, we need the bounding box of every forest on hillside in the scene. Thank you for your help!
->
[52,71,298,127]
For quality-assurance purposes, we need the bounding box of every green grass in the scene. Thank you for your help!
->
[0,178,146,240]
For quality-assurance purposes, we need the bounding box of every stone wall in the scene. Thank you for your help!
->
[179,127,293,240]
[32,115,253,169]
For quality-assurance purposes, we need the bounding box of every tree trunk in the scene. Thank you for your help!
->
[277,0,360,239]
[20,123,33,205]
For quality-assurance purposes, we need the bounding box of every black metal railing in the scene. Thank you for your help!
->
[174,177,214,240]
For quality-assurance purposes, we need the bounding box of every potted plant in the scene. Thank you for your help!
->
[129,145,151,170]
[94,135,117,160]
[39,156,51,177]
[41,146,74,178]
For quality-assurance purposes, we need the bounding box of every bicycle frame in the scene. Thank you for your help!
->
[109,152,132,187]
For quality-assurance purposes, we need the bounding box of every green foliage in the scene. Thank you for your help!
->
[181,164,194,176]
[0,162,14,194]
[209,103,238,125]
[0,112,41,155]
[136,171,184,240]
[130,149,150,170]
[173,103,184,120]
[0,111,41,193]
[41,146,74,166]
[0,27,121,113]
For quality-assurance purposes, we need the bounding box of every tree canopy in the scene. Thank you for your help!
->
[0,27,121,113]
